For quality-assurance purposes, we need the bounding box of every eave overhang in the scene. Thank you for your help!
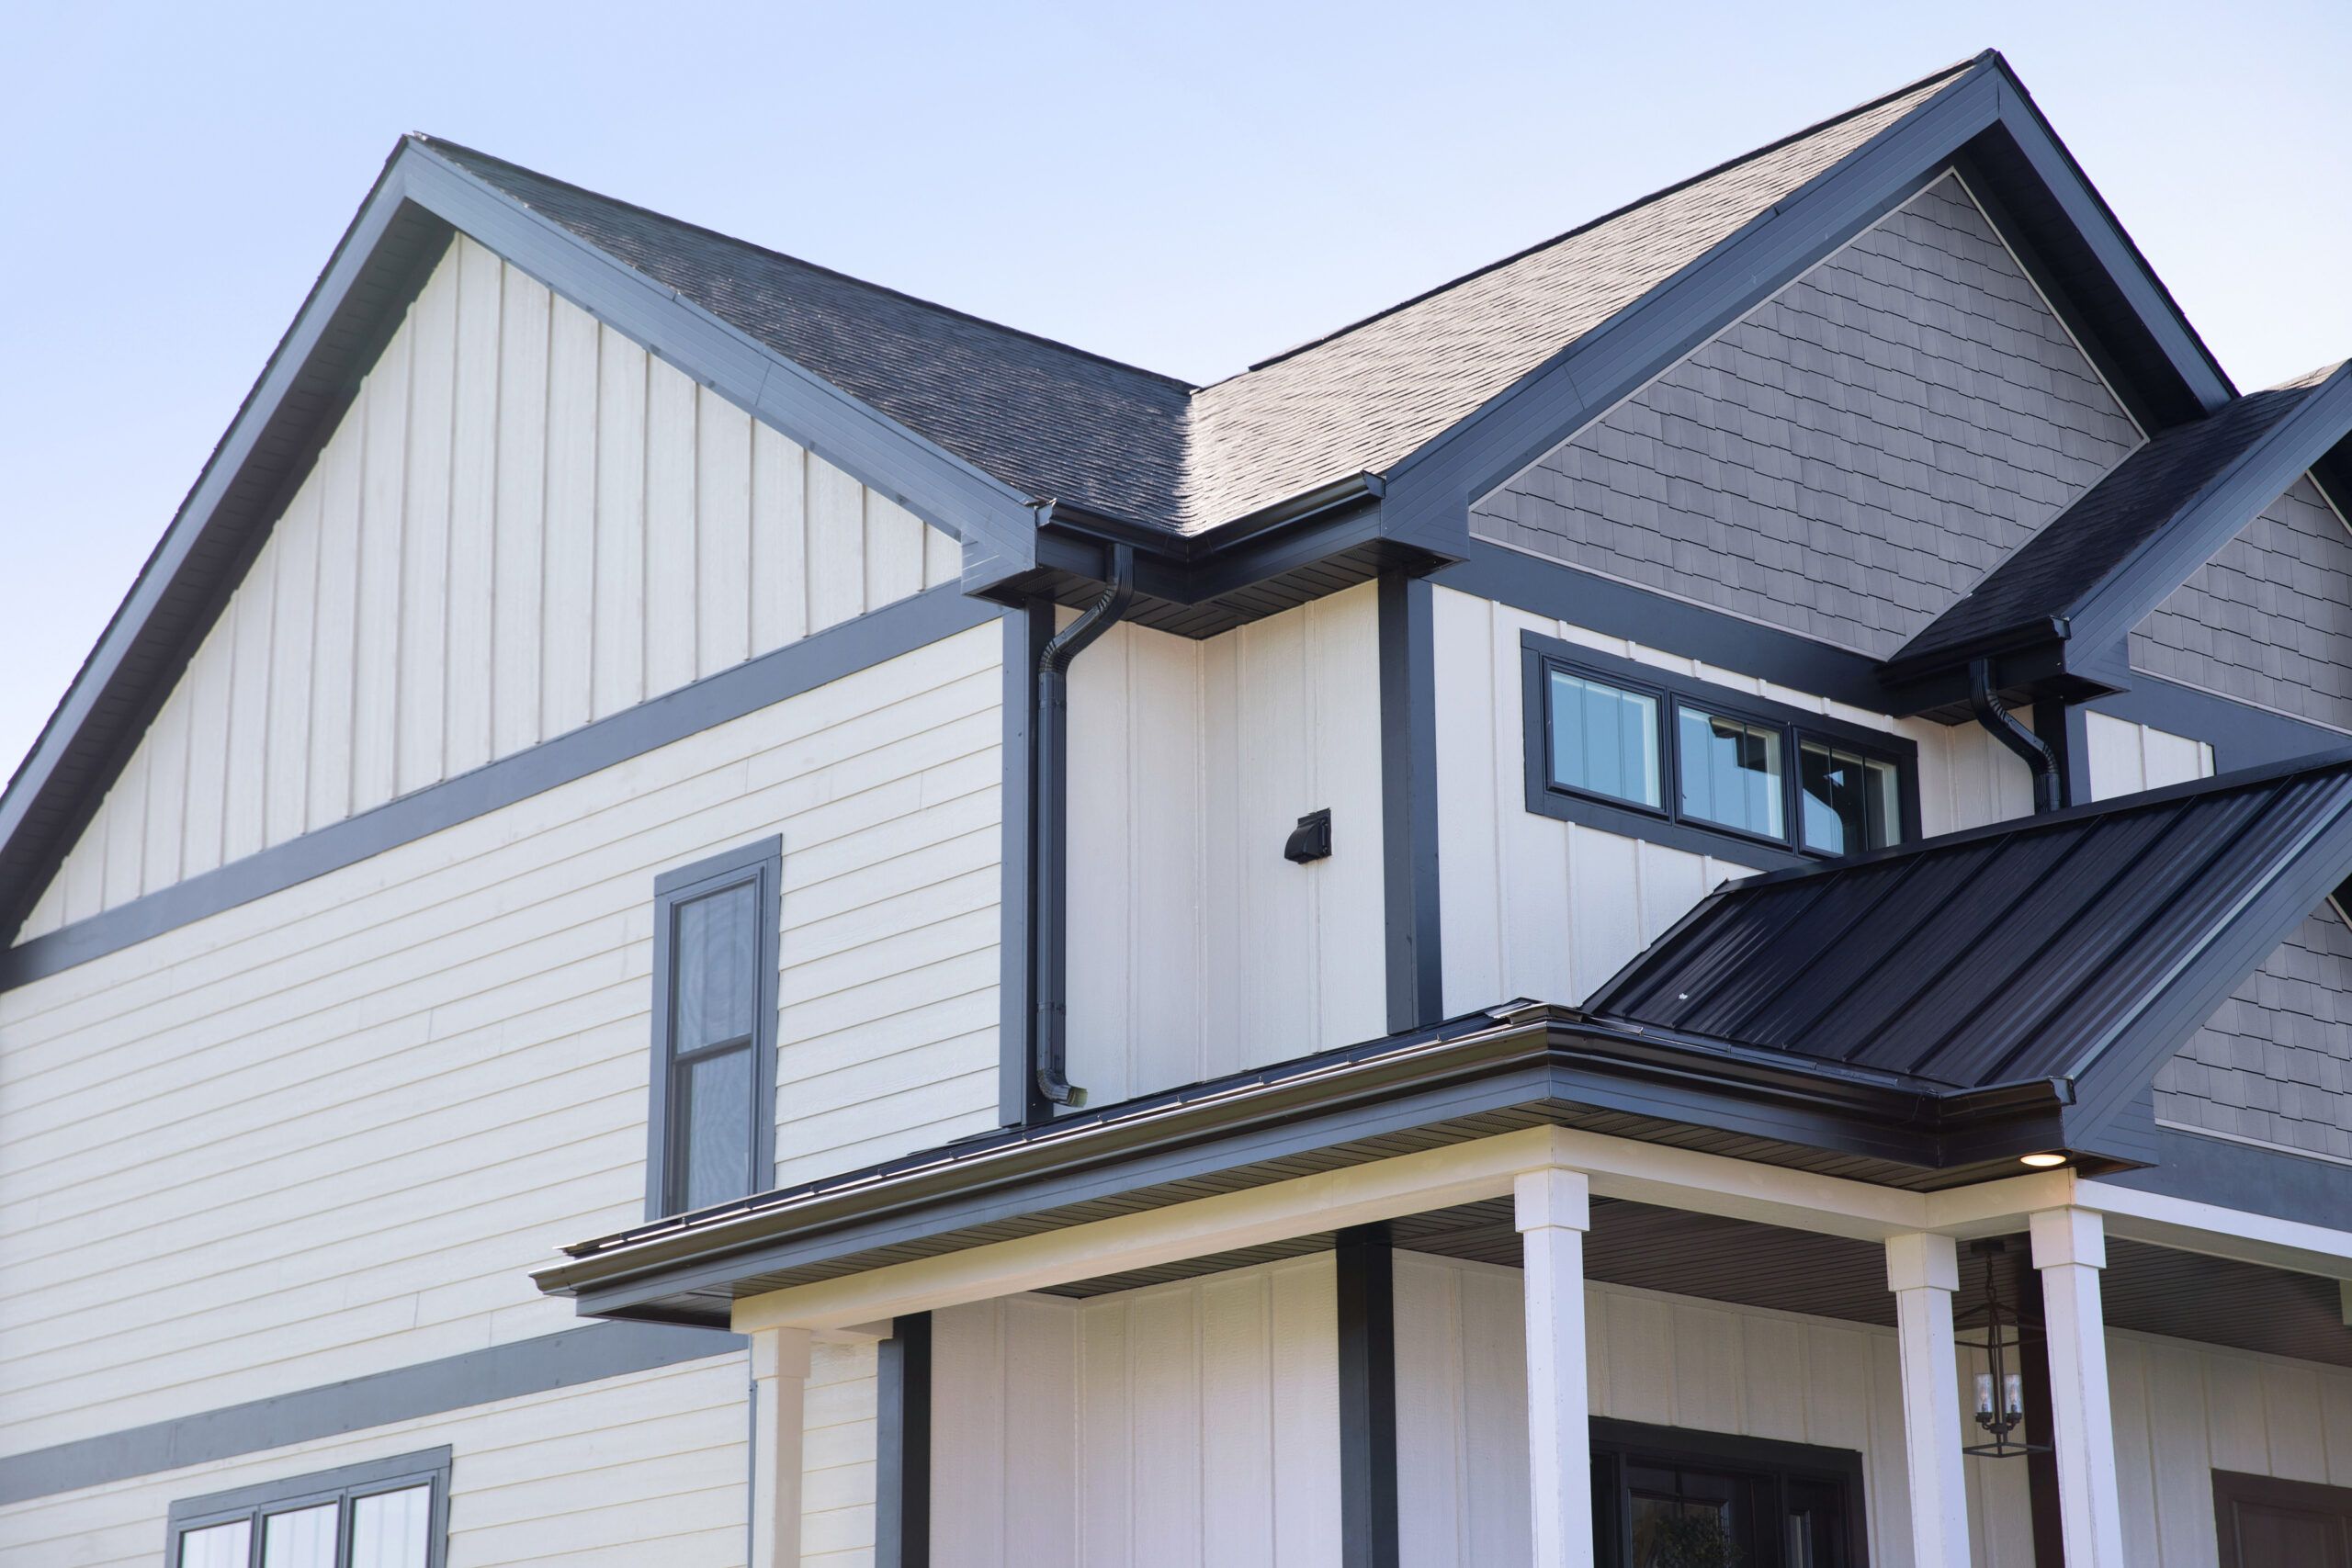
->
[530,1004,2099,1327]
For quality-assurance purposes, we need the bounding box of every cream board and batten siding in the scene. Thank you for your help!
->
[1432,584,2034,1013]
[20,233,961,941]
[0,624,1001,1452]
[1395,1253,2352,1568]
[1062,585,1385,1103]
[2083,711,2215,801]
[928,1255,1343,1568]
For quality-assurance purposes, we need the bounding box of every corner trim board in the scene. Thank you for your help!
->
[1335,1230,1400,1568]
[1378,574,1443,1032]
[0,1322,742,1507]
[0,586,995,991]
[876,1314,933,1568]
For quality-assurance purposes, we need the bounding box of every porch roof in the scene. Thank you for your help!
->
[1584,748,2352,1145]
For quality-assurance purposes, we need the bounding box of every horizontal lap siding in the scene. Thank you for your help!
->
[0,626,1001,1450]
[21,235,961,941]
[803,1340,880,1568]
[930,1257,1340,1568]
[1431,586,2029,1015]
[0,1355,750,1568]
[1065,585,1385,1104]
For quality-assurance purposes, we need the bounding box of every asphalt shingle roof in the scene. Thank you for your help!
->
[423,58,1974,535]
[1890,362,2346,670]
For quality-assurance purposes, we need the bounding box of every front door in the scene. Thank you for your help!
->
[1593,1420,1865,1568]
[2215,1470,2352,1568]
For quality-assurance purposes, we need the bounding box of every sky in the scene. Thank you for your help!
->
[3,0,2347,785]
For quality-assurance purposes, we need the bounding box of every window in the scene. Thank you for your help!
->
[647,837,781,1219]
[1523,633,1917,867]
[166,1450,448,1568]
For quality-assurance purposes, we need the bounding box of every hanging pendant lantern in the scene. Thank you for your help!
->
[1955,1238,2050,1460]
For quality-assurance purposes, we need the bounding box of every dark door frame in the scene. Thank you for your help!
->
[1591,1418,1871,1567]
[2213,1469,2352,1568]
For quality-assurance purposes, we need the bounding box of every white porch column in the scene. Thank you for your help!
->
[1884,1233,1972,1568]
[749,1325,814,1568]
[1515,1166,1593,1568]
[2030,1208,2126,1568]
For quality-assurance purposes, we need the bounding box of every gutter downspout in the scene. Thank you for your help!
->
[1969,657,2062,815]
[1032,543,1137,1109]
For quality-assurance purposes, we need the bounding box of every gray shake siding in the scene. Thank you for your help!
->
[1470,173,2143,657]
[2131,474,2352,732]
[2156,905,2352,1163]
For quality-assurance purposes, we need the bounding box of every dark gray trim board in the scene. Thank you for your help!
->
[1378,574,1443,1032]
[0,585,994,992]
[647,837,785,1221]
[168,1448,453,1568]
[1336,1231,1399,1568]
[0,1321,741,1507]
[2095,1123,2352,1235]
[876,1314,933,1568]
[999,603,1051,1126]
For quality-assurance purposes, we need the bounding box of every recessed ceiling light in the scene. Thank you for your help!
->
[2018,1152,2068,1168]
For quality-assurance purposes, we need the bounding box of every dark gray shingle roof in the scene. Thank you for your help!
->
[422,137,1196,530]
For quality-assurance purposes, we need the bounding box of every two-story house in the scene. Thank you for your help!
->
[8,47,2352,1568]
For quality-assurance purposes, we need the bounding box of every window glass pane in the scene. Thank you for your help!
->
[1632,1494,1736,1568]
[180,1520,252,1568]
[263,1503,337,1567]
[674,882,758,1052]
[678,1044,754,1210]
[1678,707,1784,838]
[1547,668,1661,808]
[1801,740,1902,855]
[350,1484,434,1568]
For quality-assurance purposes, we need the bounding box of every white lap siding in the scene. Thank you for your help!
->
[18,234,961,942]
[1063,584,1385,1102]
[0,1356,751,1568]
[0,624,1000,1451]
[1431,585,2034,1016]
[929,1255,1342,1567]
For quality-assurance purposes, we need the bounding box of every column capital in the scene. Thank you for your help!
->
[1513,1165,1591,1234]
[750,1323,814,1382]
[1884,1231,1960,1294]
[2030,1207,2108,1271]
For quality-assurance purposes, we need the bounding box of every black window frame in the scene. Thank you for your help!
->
[1521,631,1921,870]
[164,1448,451,1568]
[646,835,782,1221]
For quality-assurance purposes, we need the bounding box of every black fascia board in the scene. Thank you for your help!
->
[529,1007,2086,1321]
[1374,63,2002,560]
[0,138,1047,945]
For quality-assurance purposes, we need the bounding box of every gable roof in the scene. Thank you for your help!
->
[1885,361,2352,690]
[418,138,1195,532]
[0,49,2273,947]
[1583,750,2352,1148]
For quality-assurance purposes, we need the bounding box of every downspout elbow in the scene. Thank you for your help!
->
[1969,657,2062,815]
[1033,544,1137,1109]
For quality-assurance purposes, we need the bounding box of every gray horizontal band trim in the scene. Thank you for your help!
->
[0,1320,741,1506]
[0,586,993,991]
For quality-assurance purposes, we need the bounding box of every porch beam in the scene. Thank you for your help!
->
[1516,1166,1594,1568]
[749,1326,814,1568]
[2030,1208,2128,1568]
[1884,1234,1973,1568]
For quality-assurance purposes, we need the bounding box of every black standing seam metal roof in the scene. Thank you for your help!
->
[1584,750,2352,1125]
[1886,361,2352,676]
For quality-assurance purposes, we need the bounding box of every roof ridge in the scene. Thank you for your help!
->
[408,133,1200,393]
[1222,51,1990,382]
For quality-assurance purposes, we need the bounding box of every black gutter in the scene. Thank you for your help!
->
[1031,544,1136,1109]
[530,1005,2084,1307]
[1969,657,2063,814]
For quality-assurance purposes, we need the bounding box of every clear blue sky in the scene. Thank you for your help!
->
[4,0,2346,784]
